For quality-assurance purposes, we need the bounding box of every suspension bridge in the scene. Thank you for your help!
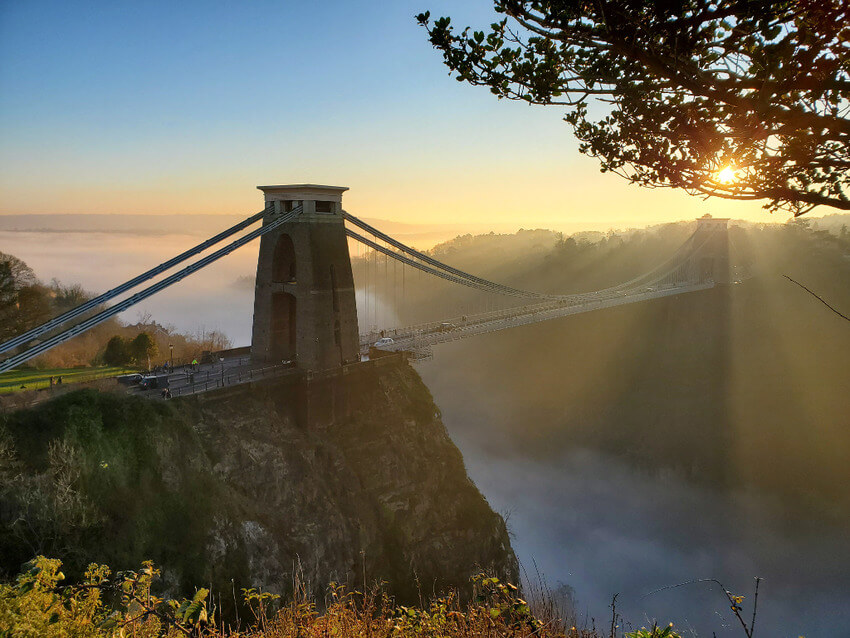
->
[0,184,730,396]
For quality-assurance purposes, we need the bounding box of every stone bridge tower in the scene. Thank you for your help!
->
[251,184,360,370]
[690,214,731,284]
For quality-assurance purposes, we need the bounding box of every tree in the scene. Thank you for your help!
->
[418,1,850,215]
[0,262,17,324]
[190,328,232,353]
[0,253,51,342]
[103,336,130,367]
[49,280,91,313]
[130,332,157,369]
[0,252,37,290]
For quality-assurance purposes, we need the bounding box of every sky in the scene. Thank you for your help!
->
[0,0,788,231]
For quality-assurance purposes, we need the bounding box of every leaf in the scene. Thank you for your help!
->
[99,616,120,630]
[180,587,210,624]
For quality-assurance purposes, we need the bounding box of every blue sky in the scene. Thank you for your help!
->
[0,0,776,228]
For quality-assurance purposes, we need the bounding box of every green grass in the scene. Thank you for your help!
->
[0,366,137,394]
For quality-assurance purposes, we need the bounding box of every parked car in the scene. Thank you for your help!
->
[116,373,143,386]
[374,337,395,348]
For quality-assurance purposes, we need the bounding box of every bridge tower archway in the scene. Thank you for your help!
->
[251,184,360,370]
[272,234,296,283]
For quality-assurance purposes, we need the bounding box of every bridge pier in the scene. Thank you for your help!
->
[251,184,360,371]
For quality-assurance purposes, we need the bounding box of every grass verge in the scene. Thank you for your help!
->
[0,366,136,394]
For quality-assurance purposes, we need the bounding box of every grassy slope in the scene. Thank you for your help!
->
[0,366,136,394]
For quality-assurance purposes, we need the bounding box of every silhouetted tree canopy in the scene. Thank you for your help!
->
[130,332,157,367]
[103,335,131,367]
[0,253,51,342]
[418,0,850,215]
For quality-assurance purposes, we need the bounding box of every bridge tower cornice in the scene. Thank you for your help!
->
[258,184,349,220]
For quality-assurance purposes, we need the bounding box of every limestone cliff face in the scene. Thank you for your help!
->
[0,357,517,602]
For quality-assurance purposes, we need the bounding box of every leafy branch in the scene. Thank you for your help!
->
[418,1,850,216]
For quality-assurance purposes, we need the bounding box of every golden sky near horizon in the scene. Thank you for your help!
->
[0,1,798,234]
[0,157,787,233]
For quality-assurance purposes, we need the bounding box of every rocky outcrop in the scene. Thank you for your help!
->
[0,357,516,603]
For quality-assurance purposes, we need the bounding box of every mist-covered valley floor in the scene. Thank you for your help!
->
[418,326,850,635]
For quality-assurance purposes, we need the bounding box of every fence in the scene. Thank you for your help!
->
[167,360,298,398]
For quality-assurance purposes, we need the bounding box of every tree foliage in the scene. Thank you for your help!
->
[129,332,157,367]
[418,0,850,215]
[0,253,51,342]
[102,336,130,367]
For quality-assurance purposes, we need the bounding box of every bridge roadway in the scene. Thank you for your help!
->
[361,281,715,356]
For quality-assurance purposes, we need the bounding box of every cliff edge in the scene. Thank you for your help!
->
[0,357,517,602]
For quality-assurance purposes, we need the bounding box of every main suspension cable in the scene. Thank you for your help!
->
[0,207,300,373]
[0,204,273,354]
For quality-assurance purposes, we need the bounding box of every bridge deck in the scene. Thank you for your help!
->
[362,282,715,356]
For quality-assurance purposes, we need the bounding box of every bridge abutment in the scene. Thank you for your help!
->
[251,184,360,371]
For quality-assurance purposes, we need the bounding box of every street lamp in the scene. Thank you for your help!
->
[169,344,174,370]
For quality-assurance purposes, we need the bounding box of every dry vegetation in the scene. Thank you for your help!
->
[2,557,689,638]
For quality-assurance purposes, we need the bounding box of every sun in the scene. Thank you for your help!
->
[716,166,739,184]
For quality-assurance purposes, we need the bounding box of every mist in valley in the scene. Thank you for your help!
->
[1,230,260,346]
[409,219,850,636]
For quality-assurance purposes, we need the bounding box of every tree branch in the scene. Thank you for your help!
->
[783,275,850,322]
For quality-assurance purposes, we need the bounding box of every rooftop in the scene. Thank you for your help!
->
[257,184,349,193]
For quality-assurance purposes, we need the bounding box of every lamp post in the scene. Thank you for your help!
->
[169,344,174,370]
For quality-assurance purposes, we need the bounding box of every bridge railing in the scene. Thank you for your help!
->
[413,282,715,346]
[165,361,297,398]
[370,282,692,344]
